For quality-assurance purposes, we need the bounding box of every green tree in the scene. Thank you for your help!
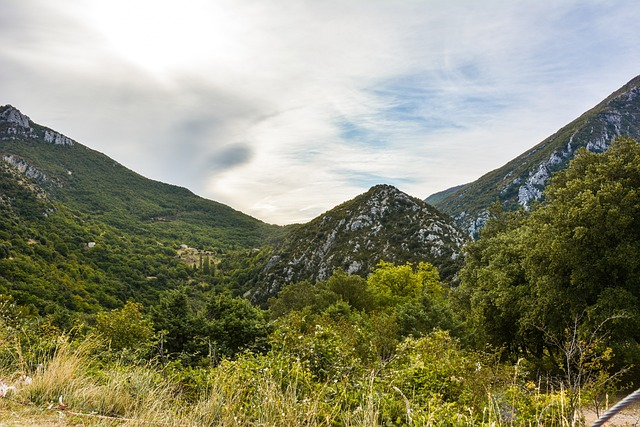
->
[268,280,337,318]
[460,137,640,369]
[368,261,423,308]
[203,256,211,275]
[95,301,153,351]
[150,289,196,355]
[326,268,373,311]
[204,292,267,357]
[458,221,535,354]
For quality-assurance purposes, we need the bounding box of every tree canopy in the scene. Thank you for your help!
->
[460,137,640,370]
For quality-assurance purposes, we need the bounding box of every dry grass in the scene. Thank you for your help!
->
[3,336,178,426]
[1,337,343,427]
[2,334,624,427]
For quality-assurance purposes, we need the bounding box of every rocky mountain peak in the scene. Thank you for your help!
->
[367,183,401,195]
[346,184,421,224]
[1,105,31,128]
[252,184,467,302]
[363,184,413,205]
[0,105,74,146]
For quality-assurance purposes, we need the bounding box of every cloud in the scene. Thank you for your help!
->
[209,143,254,173]
[2,0,640,224]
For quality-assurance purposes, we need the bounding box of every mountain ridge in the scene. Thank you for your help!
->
[0,104,285,249]
[427,74,640,235]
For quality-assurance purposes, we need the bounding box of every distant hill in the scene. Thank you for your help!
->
[252,184,466,302]
[423,184,466,206]
[427,74,640,236]
[0,105,284,249]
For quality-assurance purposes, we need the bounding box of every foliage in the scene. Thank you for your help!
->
[0,160,286,329]
[0,272,630,427]
[268,280,339,318]
[202,291,268,358]
[459,138,640,399]
[270,262,457,347]
[368,260,441,308]
[150,288,197,356]
[0,295,61,377]
[95,301,153,351]
[2,319,591,427]
[148,288,269,365]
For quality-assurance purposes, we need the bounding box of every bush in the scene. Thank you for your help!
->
[95,301,153,351]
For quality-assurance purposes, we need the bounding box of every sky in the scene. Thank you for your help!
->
[2,1,640,225]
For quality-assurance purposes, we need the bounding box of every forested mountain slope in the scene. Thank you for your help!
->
[0,105,288,318]
[0,105,284,249]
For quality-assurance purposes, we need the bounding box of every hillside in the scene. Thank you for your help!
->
[427,74,640,235]
[0,105,290,317]
[0,105,284,249]
[0,158,176,315]
[253,184,466,302]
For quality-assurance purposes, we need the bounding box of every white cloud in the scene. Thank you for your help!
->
[2,0,640,224]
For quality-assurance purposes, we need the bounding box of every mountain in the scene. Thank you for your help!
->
[0,105,284,249]
[252,184,466,302]
[0,105,291,316]
[426,74,640,236]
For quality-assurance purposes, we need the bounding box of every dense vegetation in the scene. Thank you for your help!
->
[0,263,581,426]
[0,160,275,324]
[2,138,640,425]
[0,127,286,251]
[459,137,640,372]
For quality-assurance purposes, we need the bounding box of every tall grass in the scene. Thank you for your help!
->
[7,335,340,426]
[182,353,339,426]
[16,336,178,424]
[2,334,602,426]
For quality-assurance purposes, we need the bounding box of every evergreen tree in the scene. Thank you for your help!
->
[203,256,211,275]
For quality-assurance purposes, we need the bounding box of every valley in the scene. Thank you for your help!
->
[2,75,640,425]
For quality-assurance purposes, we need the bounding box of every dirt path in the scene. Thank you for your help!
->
[584,408,640,427]
[0,400,125,427]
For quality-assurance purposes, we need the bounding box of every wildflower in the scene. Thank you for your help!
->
[0,381,16,397]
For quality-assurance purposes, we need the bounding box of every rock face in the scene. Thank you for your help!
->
[0,105,74,186]
[0,105,73,145]
[253,184,466,302]
[0,105,31,128]
[427,74,640,236]
[44,129,74,146]
[1,105,35,140]
[2,154,48,183]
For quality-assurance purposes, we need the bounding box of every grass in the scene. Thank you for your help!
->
[0,333,631,426]
[2,336,339,426]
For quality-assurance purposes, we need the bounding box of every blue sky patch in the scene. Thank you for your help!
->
[336,119,388,148]
[335,169,418,188]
